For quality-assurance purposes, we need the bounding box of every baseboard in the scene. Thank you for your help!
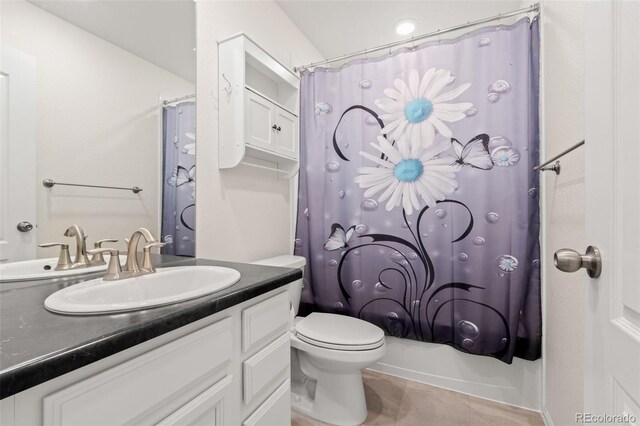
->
[541,405,554,426]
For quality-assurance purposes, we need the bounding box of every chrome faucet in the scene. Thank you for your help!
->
[123,228,164,276]
[64,225,91,268]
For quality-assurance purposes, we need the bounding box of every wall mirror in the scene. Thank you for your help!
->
[0,0,196,263]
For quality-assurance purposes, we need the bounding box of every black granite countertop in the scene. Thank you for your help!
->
[0,255,301,399]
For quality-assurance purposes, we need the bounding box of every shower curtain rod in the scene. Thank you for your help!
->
[294,3,539,72]
[162,94,195,106]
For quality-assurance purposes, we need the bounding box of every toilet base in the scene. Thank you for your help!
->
[291,371,368,426]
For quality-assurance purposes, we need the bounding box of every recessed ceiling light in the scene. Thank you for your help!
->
[396,19,417,36]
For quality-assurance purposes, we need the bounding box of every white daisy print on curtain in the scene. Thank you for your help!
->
[354,135,460,215]
[375,68,473,146]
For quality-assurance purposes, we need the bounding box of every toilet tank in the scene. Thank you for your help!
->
[251,255,306,317]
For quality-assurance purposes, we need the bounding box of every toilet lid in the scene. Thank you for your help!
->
[295,313,385,350]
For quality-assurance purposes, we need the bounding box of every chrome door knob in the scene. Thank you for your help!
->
[554,245,602,278]
[16,221,34,232]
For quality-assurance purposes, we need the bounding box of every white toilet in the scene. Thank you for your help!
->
[253,255,386,426]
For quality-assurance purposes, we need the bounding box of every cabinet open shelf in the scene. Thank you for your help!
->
[218,33,300,177]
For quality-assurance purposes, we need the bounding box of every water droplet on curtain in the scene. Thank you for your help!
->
[487,93,500,103]
[488,136,512,151]
[163,235,174,244]
[498,272,505,278]
[182,236,191,242]
[387,312,399,321]
[176,226,181,231]
[501,337,508,346]
[338,190,345,199]
[315,101,333,115]
[359,79,373,89]
[167,175,177,186]
[458,253,469,262]
[478,37,491,47]
[390,251,405,261]
[532,259,541,268]
[472,237,486,246]
[411,300,421,309]
[334,302,344,310]
[343,142,349,149]
[340,251,346,257]
[326,162,341,172]
[352,279,364,289]
[465,107,478,117]
[401,221,412,228]
[365,116,379,126]
[304,208,309,218]
[328,259,338,267]
[361,199,378,211]
[485,212,500,224]
[462,338,476,349]
[353,250,361,256]
[294,239,303,248]
[488,80,511,94]
[457,320,480,339]
[441,223,448,228]
[374,282,387,292]
[408,252,419,261]
[528,188,538,197]
[329,177,334,182]
[173,136,179,144]
[496,255,519,272]
[434,208,447,219]
[355,224,369,235]
[491,147,521,167]
[422,232,429,238]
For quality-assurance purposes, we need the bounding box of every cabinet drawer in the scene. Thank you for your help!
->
[243,333,289,404]
[242,291,289,353]
[43,317,233,426]
[243,380,290,426]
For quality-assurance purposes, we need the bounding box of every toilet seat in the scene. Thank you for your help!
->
[294,312,385,351]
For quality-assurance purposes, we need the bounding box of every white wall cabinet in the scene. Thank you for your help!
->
[219,33,300,176]
[245,88,298,160]
[2,288,291,426]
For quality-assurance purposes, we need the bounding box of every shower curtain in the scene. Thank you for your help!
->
[295,17,540,363]
[162,102,196,257]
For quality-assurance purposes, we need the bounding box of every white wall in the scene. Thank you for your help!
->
[538,1,585,425]
[194,0,323,262]
[1,0,194,256]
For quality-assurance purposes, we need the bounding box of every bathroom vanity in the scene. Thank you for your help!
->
[0,257,300,425]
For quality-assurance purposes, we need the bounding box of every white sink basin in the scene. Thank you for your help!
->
[44,266,241,315]
[0,256,128,283]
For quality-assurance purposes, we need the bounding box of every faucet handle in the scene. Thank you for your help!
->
[38,243,72,270]
[95,238,118,247]
[90,239,119,265]
[87,248,122,281]
[142,242,165,272]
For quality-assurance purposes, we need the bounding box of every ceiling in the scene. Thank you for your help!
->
[28,0,196,83]
[276,0,525,63]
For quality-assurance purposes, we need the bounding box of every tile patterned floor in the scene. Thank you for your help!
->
[292,370,544,426]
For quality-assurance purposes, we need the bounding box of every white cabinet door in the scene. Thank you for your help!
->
[245,90,276,152]
[158,376,232,426]
[274,107,298,159]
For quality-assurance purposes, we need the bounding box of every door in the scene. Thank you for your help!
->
[274,107,298,159]
[0,48,37,263]
[584,0,640,421]
[245,89,275,152]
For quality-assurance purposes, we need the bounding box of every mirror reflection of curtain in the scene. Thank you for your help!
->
[161,102,195,257]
